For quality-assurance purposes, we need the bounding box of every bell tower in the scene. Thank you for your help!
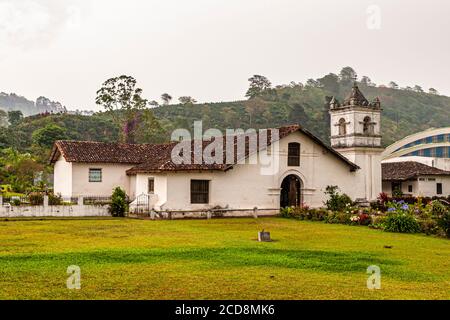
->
[329,83,383,201]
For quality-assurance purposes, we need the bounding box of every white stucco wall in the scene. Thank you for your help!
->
[382,176,450,197]
[71,163,134,197]
[53,156,72,197]
[135,174,167,207]
[129,175,136,199]
[382,180,418,196]
[417,176,450,197]
[133,131,364,210]
[338,148,383,201]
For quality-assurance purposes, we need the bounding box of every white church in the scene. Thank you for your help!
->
[51,84,383,213]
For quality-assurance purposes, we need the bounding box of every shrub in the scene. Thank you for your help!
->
[291,207,328,221]
[49,193,62,206]
[108,187,128,217]
[310,208,329,221]
[437,211,450,238]
[324,186,353,211]
[377,192,389,205]
[28,193,44,205]
[369,215,386,229]
[419,219,440,235]
[392,187,403,198]
[384,213,421,233]
[358,213,372,226]
[280,206,294,218]
[325,211,351,225]
[430,200,448,217]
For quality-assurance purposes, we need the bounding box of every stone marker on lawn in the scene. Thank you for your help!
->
[258,229,271,242]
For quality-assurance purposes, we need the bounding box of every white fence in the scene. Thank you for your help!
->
[0,196,110,218]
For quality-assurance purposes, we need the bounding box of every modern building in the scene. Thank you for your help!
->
[382,127,450,171]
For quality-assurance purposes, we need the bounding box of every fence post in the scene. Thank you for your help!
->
[206,210,212,220]
[0,195,3,206]
[253,207,258,219]
[78,196,84,206]
[43,195,49,207]
[150,210,156,220]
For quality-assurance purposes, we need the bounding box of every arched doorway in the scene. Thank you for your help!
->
[280,175,302,208]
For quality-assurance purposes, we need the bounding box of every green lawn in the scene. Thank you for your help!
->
[0,217,449,300]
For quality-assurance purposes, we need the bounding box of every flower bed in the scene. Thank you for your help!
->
[280,190,450,238]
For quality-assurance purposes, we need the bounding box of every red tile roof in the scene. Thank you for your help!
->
[50,124,359,173]
[49,140,176,164]
[382,161,450,181]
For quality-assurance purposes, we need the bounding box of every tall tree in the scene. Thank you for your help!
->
[95,75,148,143]
[289,103,309,126]
[245,75,272,98]
[389,81,399,89]
[178,96,197,104]
[361,76,375,87]
[306,79,321,88]
[7,110,23,126]
[413,85,424,93]
[317,73,340,93]
[161,93,172,105]
[0,109,8,127]
[429,88,438,95]
[32,124,68,148]
[148,100,159,107]
[244,97,267,126]
[339,67,358,83]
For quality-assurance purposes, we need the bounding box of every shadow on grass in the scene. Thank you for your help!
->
[1,246,434,282]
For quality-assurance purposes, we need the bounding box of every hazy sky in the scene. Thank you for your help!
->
[0,0,449,111]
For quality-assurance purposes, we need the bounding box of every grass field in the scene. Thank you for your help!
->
[0,217,449,300]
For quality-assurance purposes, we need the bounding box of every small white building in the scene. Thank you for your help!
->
[51,85,384,212]
[382,161,450,197]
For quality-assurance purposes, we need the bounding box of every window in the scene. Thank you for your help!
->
[437,183,443,195]
[408,185,413,193]
[89,168,102,182]
[391,182,401,193]
[148,178,154,194]
[288,143,300,166]
[191,180,209,204]
[363,116,374,135]
[338,118,346,136]
[428,178,436,181]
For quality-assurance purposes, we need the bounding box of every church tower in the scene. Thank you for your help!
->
[329,83,383,201]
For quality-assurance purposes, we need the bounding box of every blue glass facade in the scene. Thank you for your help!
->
[401,146,450,158]
[394,133,450,157]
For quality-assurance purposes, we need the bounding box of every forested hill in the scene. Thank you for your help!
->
[152,80,450,147]
[1,71,450,155]
[0,93,66,116]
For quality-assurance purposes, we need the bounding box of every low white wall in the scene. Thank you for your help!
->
[0,204,110,218]
[0,196,110,218]
[132,208,279,220]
